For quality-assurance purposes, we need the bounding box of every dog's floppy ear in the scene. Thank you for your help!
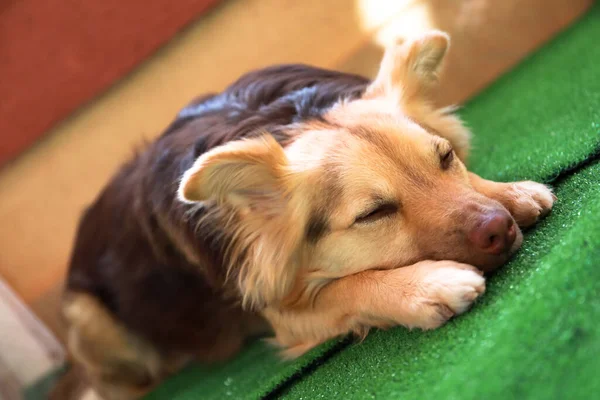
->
[179,134,288,207]
[178,135,305,309]
[365,30,450,102]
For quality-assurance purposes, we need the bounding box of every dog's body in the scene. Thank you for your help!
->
[58,32,554,399]
[61,65,368,398]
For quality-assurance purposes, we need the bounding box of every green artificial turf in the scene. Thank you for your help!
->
[146,336,347,400]
[462,4,600,182]
[144,5,600,400]
[282,161,600,400]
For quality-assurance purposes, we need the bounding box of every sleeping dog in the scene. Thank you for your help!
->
[58,31,554,399]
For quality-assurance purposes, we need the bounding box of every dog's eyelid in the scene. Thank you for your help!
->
[435,140,454,170]
[354,201,398,224]
[433,139,451,152]
[440,147,454,169]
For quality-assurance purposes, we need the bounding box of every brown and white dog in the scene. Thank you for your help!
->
[56,31,554,399]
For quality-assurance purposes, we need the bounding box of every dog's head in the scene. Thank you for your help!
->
[178,31,521,309]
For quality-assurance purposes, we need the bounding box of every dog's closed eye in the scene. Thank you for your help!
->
[354,202,398,224]
[440,148,454,170]
[434,139,454,170]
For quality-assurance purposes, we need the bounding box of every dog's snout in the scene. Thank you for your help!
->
[468,211,516,255]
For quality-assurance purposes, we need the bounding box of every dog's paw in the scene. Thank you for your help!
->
[406,262,486,330]
[505,181,555,227]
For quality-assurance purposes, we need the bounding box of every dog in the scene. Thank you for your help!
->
[55,31,554,399]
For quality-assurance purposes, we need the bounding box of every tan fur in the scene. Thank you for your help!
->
[264,260,485,358]
[63,294,166,400]
[365,30,450,101]
[468,173,556,227]
[180,31,553,356]
[66,30,555,399]
[179,135,311,309]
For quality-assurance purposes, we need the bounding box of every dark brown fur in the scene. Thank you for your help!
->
[65,65,369,358]
[57,32,558,399]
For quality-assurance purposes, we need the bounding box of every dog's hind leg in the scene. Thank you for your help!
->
[59,292,185,400]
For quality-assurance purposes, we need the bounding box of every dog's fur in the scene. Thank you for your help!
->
[56,31,554,399]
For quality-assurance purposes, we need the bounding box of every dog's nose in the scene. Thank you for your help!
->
[468,211,516,255]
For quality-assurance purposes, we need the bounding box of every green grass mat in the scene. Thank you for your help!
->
[146,5,600,399]
[283,160,600,400]
[146,337,347,400]
[463,4,600,182]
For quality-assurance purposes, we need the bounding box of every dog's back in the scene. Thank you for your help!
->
[60,65,369,399]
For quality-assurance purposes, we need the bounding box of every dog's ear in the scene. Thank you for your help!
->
[178,134,289,207]
[179,135,305,309]
[365,30,450,101]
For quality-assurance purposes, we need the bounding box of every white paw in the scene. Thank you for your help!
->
[507,181,555,227]
[409,262,486,330]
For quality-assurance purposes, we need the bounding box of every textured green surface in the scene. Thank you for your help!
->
[463,5,600,182]
[146,5,600,400]
[146,337,344,400]
[283,162,600,400]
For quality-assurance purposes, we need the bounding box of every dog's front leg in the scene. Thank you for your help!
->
[264,260,485,358]
[468,172,555,227]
